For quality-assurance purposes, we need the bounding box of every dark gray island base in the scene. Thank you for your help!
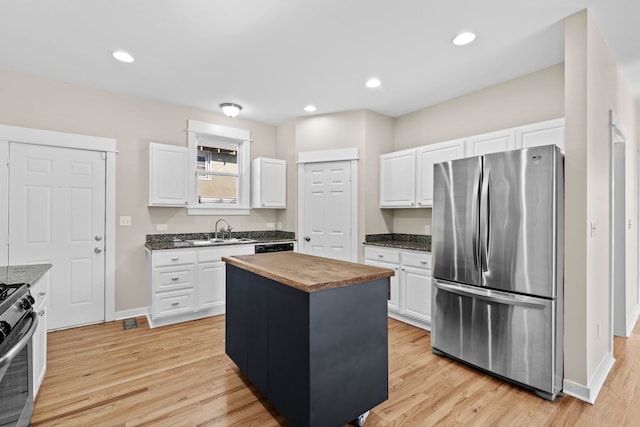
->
[223,252,394,427]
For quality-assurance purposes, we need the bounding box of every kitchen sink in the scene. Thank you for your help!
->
[184,238,257,246]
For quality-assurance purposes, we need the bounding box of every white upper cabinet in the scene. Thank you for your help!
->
[251,157,287,208]
[465,128,516,157]
[515,118,565,152]
[380,149,416,208]
[149,142,189,206]
[416,139,465,207]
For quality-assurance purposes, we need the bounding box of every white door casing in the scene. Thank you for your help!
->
[0,124,116,327]
[297,148,358,262]
[9,143,107,329]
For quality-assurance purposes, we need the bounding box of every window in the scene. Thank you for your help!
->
[187,120,251,215]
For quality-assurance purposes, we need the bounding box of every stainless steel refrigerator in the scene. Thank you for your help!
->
[431,144,563,400]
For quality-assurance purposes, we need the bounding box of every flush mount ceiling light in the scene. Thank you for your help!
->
[220,103,242,118]
[304,105,317,112]
[452,32,476,46]
[365,78,382,88]
[112,50,135,63]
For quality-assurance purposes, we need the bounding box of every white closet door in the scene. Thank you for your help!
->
[9,143,106,330]
[301,161,352,261]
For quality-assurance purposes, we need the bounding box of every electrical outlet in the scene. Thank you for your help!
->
[425,225,431,235]
[156,224,168,231]
[277,222,282,230]
[266,222,275,228]
[119,216,132,226]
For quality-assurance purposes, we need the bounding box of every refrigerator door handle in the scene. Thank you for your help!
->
[480,170,490,272]
[434,280,548,310]
[471,165,481,269]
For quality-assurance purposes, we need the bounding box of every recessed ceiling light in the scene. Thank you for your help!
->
[304,105,317,112]
[452,32,476,46]
[365,78,382,88]
[112,50,135,63]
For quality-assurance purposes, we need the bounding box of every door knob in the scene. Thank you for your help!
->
[95,235,103,241]
[304,236,311,242]
[94,247,103,253]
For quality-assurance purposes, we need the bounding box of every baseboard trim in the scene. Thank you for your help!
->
[387,311,430,331]
[114,307,149,321]
[562,352,615,404]
[627,304,640,336]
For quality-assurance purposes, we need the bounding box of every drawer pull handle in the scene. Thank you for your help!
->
[38,309,45,317]
[171,302,179,307]
[171,277,179,281]
[39,292,46,297]
[420,260,428,264]
[171,257,179,261]
[378,254,384,258]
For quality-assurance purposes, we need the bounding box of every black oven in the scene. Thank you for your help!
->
[0,284,37,427]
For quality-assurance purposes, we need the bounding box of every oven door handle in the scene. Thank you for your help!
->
[0,311,39,370]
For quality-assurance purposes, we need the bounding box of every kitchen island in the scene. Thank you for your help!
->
[222,252,394,427]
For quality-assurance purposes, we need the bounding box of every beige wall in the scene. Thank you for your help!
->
[0,68,280,312]
[564,9,639,394]
[391,64,565,234]
[291,110,391,261]
[394,63,565,151]
[275,119,297,232]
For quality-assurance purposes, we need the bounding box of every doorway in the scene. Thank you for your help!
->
[297,149,358,262]
[610,111,628,337]
[0,124,116,330]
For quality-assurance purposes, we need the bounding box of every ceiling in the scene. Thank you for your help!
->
[0,0,638,125]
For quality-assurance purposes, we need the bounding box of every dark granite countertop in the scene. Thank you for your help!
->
[146,230,296,250]
[0,264,52,286]
[363,233,431,252]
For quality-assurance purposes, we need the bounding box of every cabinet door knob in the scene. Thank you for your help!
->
[378,254,384,258]
[38,310,45,317]
[171,257,179,261]
[171,277,179,281]
[304,236,311,242]
[171,302,179,307]
[94,247,103,253]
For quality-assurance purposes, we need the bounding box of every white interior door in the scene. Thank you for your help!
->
[301,161,352,261]
[9,143,106,330]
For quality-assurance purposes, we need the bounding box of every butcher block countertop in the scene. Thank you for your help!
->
[222,252,394,293]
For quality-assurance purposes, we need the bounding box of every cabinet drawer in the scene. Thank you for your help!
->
[154,266,195,291]
[364,247,400,264]
[198,245,254,263]
[153,250,196,267]
[401,251,431,269]
[153,289,195,318]
[30,271,50,307]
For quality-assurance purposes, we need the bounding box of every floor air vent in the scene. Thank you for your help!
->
[123,318,138,330]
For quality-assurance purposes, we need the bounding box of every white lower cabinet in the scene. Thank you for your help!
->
[147,245,253,327]
[364,246,431,330]
[31,270,50,397]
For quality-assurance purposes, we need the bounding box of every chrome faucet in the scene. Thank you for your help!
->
[214,219,232,240]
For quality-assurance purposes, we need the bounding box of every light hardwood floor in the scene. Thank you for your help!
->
[32,316,640,426]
